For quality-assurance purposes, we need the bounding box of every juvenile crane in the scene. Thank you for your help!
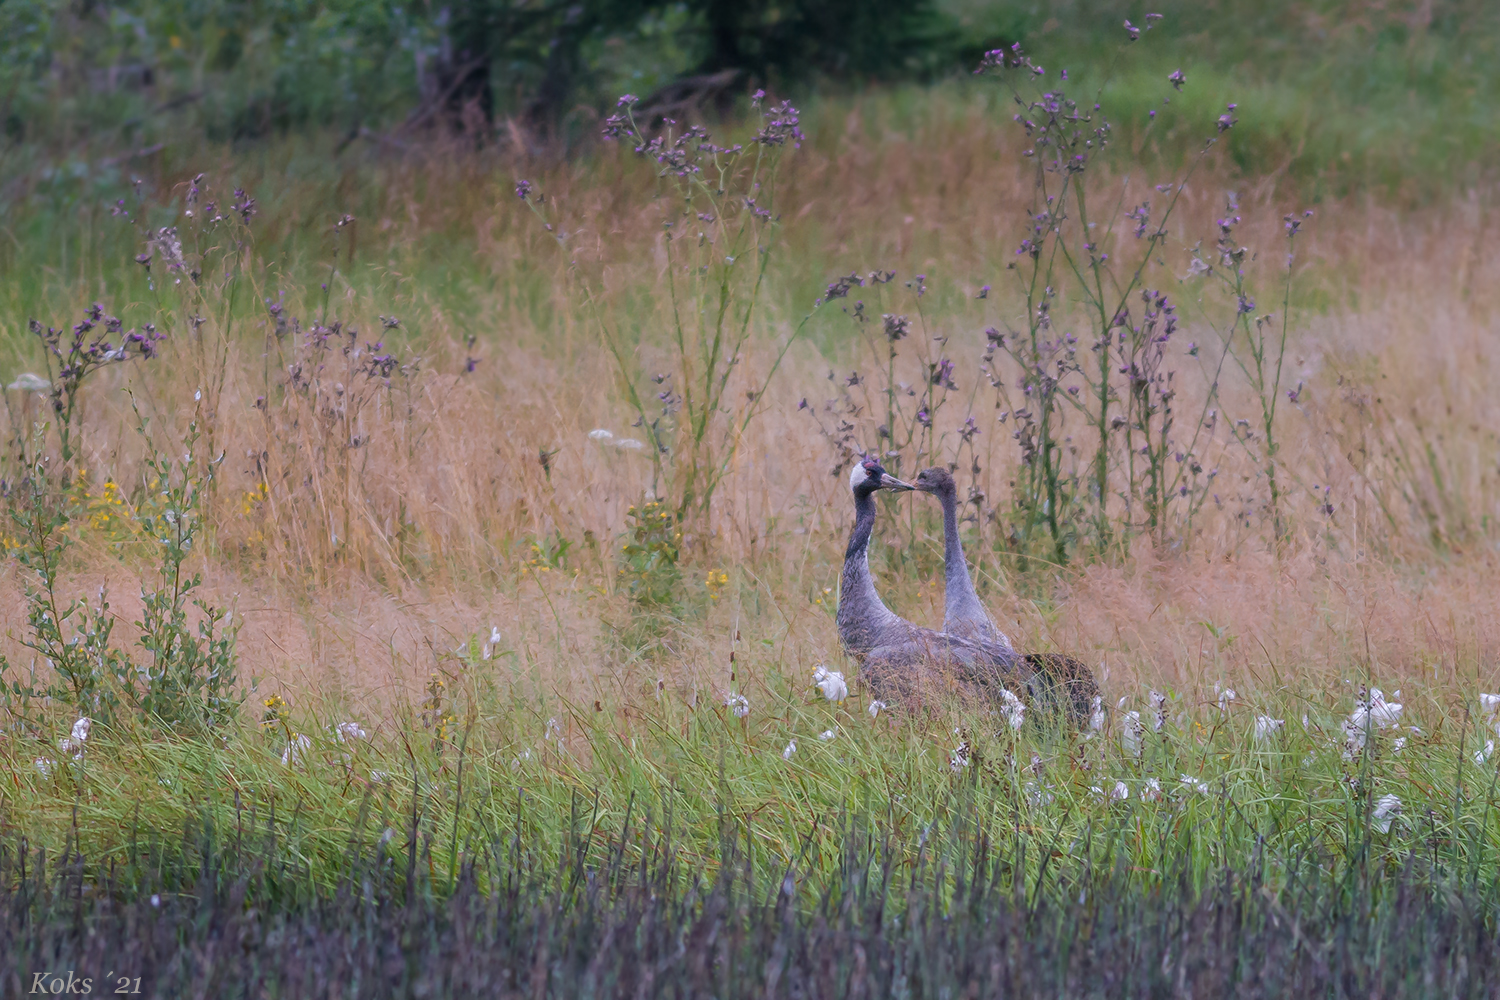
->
[911,466,1100,725]
[910,466,1013,648]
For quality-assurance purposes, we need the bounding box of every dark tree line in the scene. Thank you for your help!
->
[437,0,970,134]
[0,0,1014,147]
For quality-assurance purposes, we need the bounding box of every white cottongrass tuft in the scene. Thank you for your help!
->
[1088,695,1106,733]
[334,721,368,743]
[819,729,837,741]
[1365,689,1403,727]
[1253,716,1284,742]
[614,438,646,451]
[1025,781,1054,807]
[545,717,563,742]
[57,717,92,760]
[7,372,51,393]
[1392,737,1407,754]
[726,693,750,719]
[1141,777,1163,802]
[281,733,312,766]
[1000,688,1025,732]
[1110,780,1129,801]
[587,428,613,441]
[1482,693,1500,736]
[34,757,54,777]
[1121,710,1144,758]
[483,625,503,659]
[1476,740,1495,766]
[1149,690,1168,731]
[1179,774,1212,796]
[782,740,797,760]
[949,742,972,772]
[1216,685,1237,713]
[812,665,848,702]
[1372,793,1402,833]
[1341,720,1364,760]
[868,700,888,718]
[1342,688,1403,759]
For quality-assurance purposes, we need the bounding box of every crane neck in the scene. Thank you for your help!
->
[838,490,899,648]
[938,485,979,622]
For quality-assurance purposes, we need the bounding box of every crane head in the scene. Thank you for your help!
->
[911,467,957,496]
[849,456,913,496]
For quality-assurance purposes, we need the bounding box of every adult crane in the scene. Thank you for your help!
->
[909,465,1100,725]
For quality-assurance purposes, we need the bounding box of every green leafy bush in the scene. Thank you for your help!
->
[1,419,241,734]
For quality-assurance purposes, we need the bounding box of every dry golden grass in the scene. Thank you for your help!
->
[3,92,1498,727]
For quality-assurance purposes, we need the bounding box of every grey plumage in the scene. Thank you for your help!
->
[910,467,1013,648]
[912,466,1101,726]
[836,459,1029,709]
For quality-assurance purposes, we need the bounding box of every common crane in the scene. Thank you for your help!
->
[910,466,1101,726]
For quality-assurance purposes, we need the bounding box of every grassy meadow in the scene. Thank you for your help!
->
[5,7,1500,995]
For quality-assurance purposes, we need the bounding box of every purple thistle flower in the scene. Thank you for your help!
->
[755,100,804,147]
[233,189,257,222]
[822,271,864,301]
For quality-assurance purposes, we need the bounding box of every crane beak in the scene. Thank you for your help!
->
[880,475,915,492]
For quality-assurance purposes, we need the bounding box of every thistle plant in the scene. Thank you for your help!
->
[973,26,1237,560]
[1194,206,1313,546]
[21,303,163,467]
[798,20,1301,566]
[125,174,260,480]
[519,91,810,541]
[802,271,962,482]
[1110,287,1220,545]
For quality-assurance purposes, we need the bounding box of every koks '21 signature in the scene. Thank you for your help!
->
[29,971,142,994]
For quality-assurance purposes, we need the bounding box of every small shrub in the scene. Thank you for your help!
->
[618,498,681,609]
[0,419,242,735]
